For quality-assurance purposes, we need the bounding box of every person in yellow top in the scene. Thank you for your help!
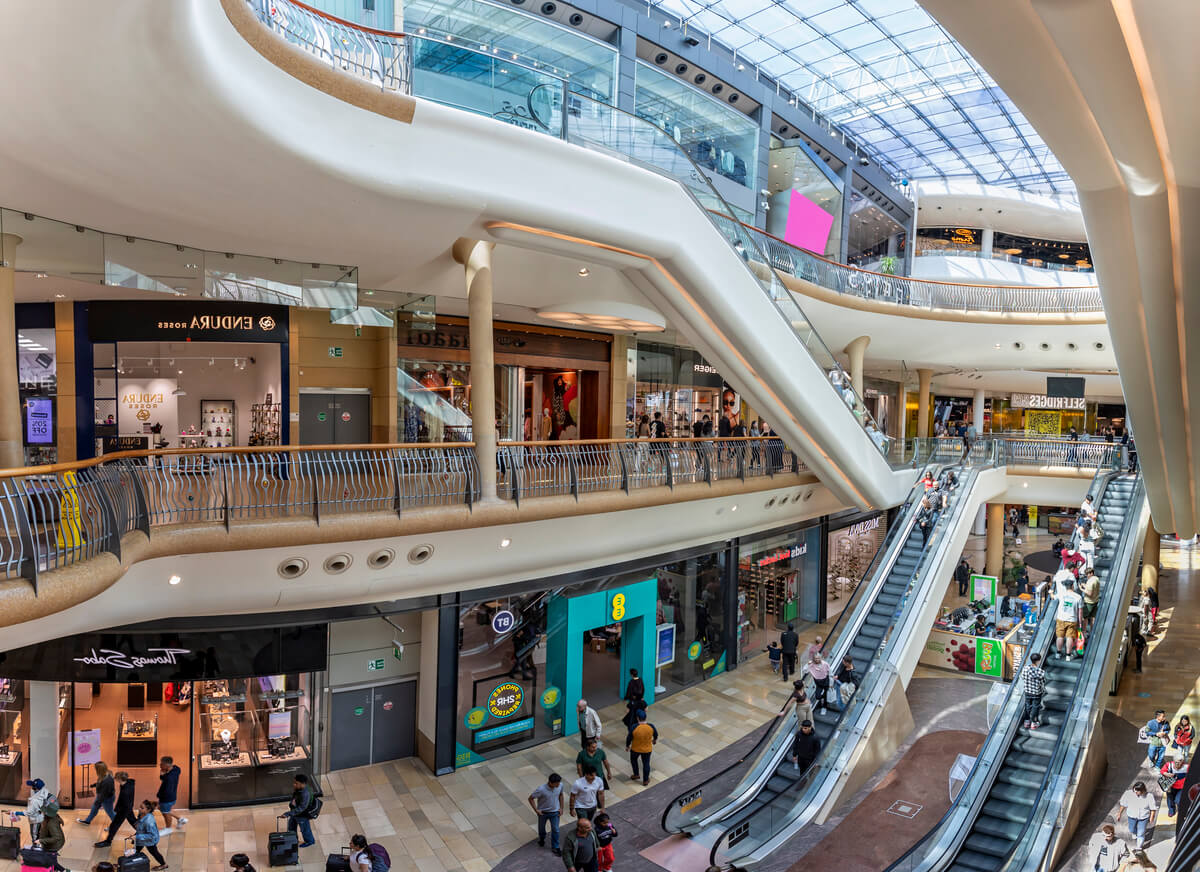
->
[625,711,658,786]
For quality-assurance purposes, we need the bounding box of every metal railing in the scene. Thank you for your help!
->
[916,247,1095,274]
[1000,437,1121,469]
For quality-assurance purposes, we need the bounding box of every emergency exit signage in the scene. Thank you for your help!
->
[368,658,385,671]
[328,346,343,358]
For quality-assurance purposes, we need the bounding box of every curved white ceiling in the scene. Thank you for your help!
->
[915,178,1087,241]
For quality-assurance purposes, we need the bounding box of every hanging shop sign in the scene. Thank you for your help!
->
[540,686,561,710]
[1010,393,1086,411]
[491,610,516,634]
[88,300,289,342]
[755,543,808,567]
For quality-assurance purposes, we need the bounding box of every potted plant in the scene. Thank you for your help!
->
[879,255,899,275]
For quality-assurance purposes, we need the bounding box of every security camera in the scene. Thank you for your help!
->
[858,157,870,166]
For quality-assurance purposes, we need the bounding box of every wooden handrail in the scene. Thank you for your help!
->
[279,0,408,39]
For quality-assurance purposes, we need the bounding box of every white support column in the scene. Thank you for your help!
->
[980,227,995,259]
[0,233,23,468]
[973,388,986,434]
[452,238,498,503]
[29,681,60,797]
[843,335,870,412]
[916,368,933,439]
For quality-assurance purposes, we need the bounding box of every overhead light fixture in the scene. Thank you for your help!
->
[54,293,65,299]
[168,574,182,586]
[172,386,187,396]
[35,273,47,279]
[578,267,590,277]
[499,538,512,548]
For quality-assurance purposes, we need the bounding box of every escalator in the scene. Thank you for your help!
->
[663,455,995,865]
[890,469,1147,872]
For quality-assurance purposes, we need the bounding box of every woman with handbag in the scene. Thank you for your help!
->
[1161,758,1189,817]
[1174,716,1194,760]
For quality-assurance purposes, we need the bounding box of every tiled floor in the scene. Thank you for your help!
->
[0,644,809,872]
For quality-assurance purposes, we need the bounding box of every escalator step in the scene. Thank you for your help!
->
[982,798,1034,822]
[1009,736,1054,756]
[864,613,890,628]
[990,782,1039,805]
[964,831,1017,858]
[974,814,1025,840]
[953,848,1008,871]
[996,768,1043,789]
[1003,756,1049,774]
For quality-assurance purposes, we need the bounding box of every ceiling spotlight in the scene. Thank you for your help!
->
[34,272,47,279]
[209,358,215,366]
[578,267,590,277]
[499,538,512,548]
[54,293,65,299]
[168,574,181,586]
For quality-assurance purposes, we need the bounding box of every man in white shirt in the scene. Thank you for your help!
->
[1052,567,1077,596]
[576,699,601,750]
[1080,494,1097,521]
[1055,578,1084,660]
[1091,824,1130,871]
[569,766,604,820]
[1116,781,1156,850]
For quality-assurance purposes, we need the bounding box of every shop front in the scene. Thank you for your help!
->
[77,300,290,459]
[0,625,324,809]
[826,511,890,624]
[16,304,60,466]
[631,341,738,437]
[397,317,611,443]
[736,523,823,663]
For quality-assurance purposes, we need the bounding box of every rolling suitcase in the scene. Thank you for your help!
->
[269,816,299,867]
[325,847,352,872]
[19,846,56,872]
[0,812,18,861]
[117,839,150,872]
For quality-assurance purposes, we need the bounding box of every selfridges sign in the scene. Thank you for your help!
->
[1010,393,1086,411]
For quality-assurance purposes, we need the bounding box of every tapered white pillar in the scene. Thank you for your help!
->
[916,368,933,439]
[843,335,870,412]
[973,388,986,434]
[452,239,498,502]
[0,234,23,468]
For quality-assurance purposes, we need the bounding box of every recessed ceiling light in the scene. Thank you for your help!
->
[731,504,738,512]
[168,574,182,585]
[34,273,47,279]
[499,538,512,548]
[54,293,65,299]
[578,267,590,277]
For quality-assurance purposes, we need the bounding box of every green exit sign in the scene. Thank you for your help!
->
[328,346,343,358]
[368,658,385,671]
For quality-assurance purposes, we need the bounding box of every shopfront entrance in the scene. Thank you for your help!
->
[329,680,415,771]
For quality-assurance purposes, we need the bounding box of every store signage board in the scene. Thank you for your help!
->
[970,574,998,605]
[475,717,535,744]
[328,346,343,358]
[975,637,1004,678]
[756,543,807,567]
[24,397,53,445]
[1010,393,1086,411]
[656,624,676,668]
[88,300,289,342]
[611,593,627,621]
[491,610,515,634]
[74,647,192,670]
[267,711,291,739]
[70,729,102,766]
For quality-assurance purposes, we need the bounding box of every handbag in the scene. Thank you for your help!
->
[1159,773,1178,792]
[1138,727,1151,744]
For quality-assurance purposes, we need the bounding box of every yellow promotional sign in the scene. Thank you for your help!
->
[1024,410,1062,436]
[56,470,85,549]
[1028,505,1038,526]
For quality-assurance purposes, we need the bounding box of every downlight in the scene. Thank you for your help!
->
[1094,341,1106,351]
[568,12,583,25]
[693,73,707,84]
[408,544,435,565]
[540,2,556,13]
[277,557,309,580]
[654,52,668,65]
[711,83,724,94]
[323,553,353,574]
[1039,342,1051,351]
[728,93,739,103]
[1012,341,1025,350]
[674,63,688,75]
[367,548,396,570]
[1066,342,1078,351]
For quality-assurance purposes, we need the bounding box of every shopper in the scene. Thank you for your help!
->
[1090,824,1130,872]
[1162,758,1189,817]
[1131,620,1147,673]
[157,756,185,831]
[284,774,317,849]
[229,853,257,872]
[528,773,563,855]
[1116,781,1156,850]
[569,766,604,820]
[1021,653,1046,730]
[561,817,600,872]
[623,669,645,706]
[1145,586,1160,628]
[1174,715,1195,760]
[1054,578,1083,660]
[1080,493,1097,522]
[1081,569,1101,633]
[576,700,602,749]
[35,800,69,872]
[626,711,658,786]
[804,635,824,664]
[24,777,51,843]
[832,656,859,712]
[349,833,388,872]
[779,623,799,682]
[95,771,137,848]
[577,737,613,789]
[593,812,618,872]
[78,761,115,825]
[781,680,813,726]
[764,641,782,673]
[954,558,970,597]
[620,699,645,749]
[791,720,821,771]
[1145,711,1171,768]
[132,800,168,870]
[803,653,832,713]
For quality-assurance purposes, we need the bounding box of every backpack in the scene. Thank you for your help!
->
[305,786,324,819]
[367,843,391,872]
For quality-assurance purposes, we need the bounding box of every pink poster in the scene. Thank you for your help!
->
[783,191,835,255]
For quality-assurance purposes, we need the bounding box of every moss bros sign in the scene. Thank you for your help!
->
[88,300,289,342]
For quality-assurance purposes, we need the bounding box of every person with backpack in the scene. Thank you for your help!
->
[349,834,391,872]
[33,798,69,872]
[285,774,318,849]
[24,777,52,843]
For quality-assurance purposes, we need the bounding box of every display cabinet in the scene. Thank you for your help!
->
[116,711,158,766]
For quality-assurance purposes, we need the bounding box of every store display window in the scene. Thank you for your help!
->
[18,327,57,466]
[737,525,822,662]
[0,679,30,803]
[631,342,729,437]
[634,61,759,191]
[826,514,889,625]
[653,553,728,694]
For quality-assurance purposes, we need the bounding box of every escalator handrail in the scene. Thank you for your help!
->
[661,471,935,833]
[709,461,990,865]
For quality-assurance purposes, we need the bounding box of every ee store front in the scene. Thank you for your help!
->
[0,626,324,810]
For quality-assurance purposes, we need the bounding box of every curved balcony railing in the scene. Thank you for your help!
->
[916,247,1095,274]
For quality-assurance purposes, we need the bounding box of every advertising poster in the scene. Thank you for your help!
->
[970,574,998,605]
[975,637,1004,678]
[543,371,580,439]
[70,729,102,766]
[24,397,53,445]
[720,383,741,434]
[656,624,676,668]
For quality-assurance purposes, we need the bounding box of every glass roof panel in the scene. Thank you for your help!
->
[655,0,1071,192]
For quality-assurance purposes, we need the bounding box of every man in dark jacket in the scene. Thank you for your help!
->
[779,624,799,682]
[791,721,821,771]
[917,497,938,546]
[623,669,645,705]
[157,755,185,830]
[954,558,971,597]
[285,774,317,848]
[96,771,137,847]
[561,816,600,872]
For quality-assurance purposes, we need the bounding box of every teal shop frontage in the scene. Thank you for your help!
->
[543,578,659,736]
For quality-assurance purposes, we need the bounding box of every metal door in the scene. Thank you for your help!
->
[333,393,371,445]
[329,688,373,770]
[369,681,415,764]
[299,393,335,445]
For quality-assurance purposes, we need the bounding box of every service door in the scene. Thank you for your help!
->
[329,688,373,770]
[329,681,416,771]
[333,393,371,444]
[370,680,416,764]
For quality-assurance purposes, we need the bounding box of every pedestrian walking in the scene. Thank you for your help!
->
[1131,619,1147,673]
[132,800,168,870]
[1145,710,1171,768]
[954,558,970,597]
[803,636,824,664]
[764,641,782,673]
[157,756,186,831]
[1090,824,1130,871]
[77,761,115,825]
[1021,653,1046,729]
[528,772,563,855]
[832,656,859,712]
[1116,781,1156,850]
[1054,578,1083,661]
[577,737,613,789]
[561,816,600,872]
[1174,715,1194,760]
[593,812,617,872]
[576,699,602,749]
[917,497,937,546]
[791,720,821,771]
[34,799,69,872]
[1081,570,1101,633]
[781,680,813,726]
[1161,758,1188,817]
[623,669,645,706]
[626,711,658,786]
[803,653,831,713]
[95,771,137,848]
[569,767,604,820]
[281,774,317,850]
[1145,586,1160,628]
[24,777,52,843]
[779,623,799,682]
[620,699,645,748]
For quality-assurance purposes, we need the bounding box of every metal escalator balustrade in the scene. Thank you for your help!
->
[709,452,997,867]
[887,468,1146,872]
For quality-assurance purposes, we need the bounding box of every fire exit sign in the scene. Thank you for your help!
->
[328,346,343,358]
[368,658,385,671]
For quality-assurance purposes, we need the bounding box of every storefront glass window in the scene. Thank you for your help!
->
[737,525,822,662]
[632,341,728,437]
[0,679,30,803]
[634,61,759,191]
[766,143,843,260]
[654,553,726,695]
[826,514,888,625]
